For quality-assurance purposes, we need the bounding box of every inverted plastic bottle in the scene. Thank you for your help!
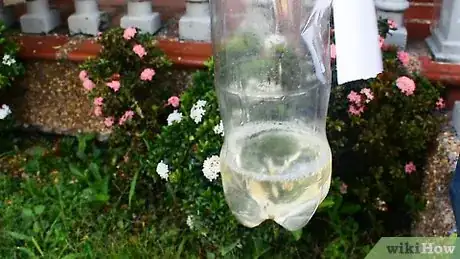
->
[210,0,381,231]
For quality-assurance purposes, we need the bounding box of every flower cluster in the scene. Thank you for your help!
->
[396,76,416,96]
[202,155,221,181]
[347,88,374,116]
[190,100,207,124]
[156,160,169,181]
[0,104,11,120]
[2,54,15,66]
[213,120,224,136]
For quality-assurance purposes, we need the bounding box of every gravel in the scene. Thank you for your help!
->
[412,113,460,236]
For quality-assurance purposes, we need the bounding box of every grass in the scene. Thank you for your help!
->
[0,134,194,259]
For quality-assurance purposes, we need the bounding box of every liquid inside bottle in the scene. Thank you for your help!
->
[221,121,332,231]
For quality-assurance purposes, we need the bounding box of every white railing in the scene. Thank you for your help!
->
[426,0,460,63]
[0,0,209,41]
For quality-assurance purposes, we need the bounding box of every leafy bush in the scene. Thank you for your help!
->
[0,21,24,151]
[79,27,175,146]
[0,21,24,92]
[140,18,445,257]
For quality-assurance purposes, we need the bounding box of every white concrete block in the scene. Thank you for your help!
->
[20,9,60,34]
[68,11,109,36]
[179,14,210,41]
[120,13,161,34]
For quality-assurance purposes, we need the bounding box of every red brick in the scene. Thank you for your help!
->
[405,4,435,20]
[16,35,69,60]
[406,21,432,40]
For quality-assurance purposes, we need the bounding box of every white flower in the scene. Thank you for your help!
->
[167,110,183,126]
[2,54,16,66]
[213,120,224,136]
[202,155,221,181]
[190,100,207,124]
[156,160,169,181]
[0,104,12,120]
[186,215,194,230]
[196,100,207,108]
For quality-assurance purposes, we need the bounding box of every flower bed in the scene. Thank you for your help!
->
[0,20,448,258]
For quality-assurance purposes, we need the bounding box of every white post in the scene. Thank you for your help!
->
[120,0,161,34]
[179,0,211,41]
[426,0,460,63]
[68,0,109,36]
[0,0,14,27]
[374,0,410,49]
[20,0,60,34]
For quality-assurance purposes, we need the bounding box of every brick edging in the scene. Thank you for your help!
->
[14,35,212,68]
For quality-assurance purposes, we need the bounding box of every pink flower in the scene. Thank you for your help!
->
[94,106,102,117]
[397,51,410,66]
[123,27,137,40]
[97,32,102,37]
[104,117,114,127]
[93,97,104,106]
[330,44,336,59]
[405,162,416,174]
[379,36,385,49]
[107,80,121,92]
[119,110,135,125]
[167,96,180,108]
[348,105,365,116]
[436,97,446,109]
[140,68,156,81]
[340,183,348,194]
[133,44,147,58]
[347,90,362,104]
[360,88,374,103]
[83,79,95,91]
[396,76,416,96]
[79,70,88,81]
[388,19,397,30]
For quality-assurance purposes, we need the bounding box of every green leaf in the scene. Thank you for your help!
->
[69,164,85,179]
[33,205,45,215]
[291,229,303,241]
[129,170,139,208]
[340,204,361,215]
[16,247,37,258]
[61,254,81,259]
[220,240,240,256]
[318,197,335,210]
[22,208,34,218]
[6,231,33,241]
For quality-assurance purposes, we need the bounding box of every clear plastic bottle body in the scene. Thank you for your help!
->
[210,0,333,231]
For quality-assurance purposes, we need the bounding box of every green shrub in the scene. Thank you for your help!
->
[79,27,175,147]
[0,21,24,151]
[0,21,24,92]
[140,19,445,257]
